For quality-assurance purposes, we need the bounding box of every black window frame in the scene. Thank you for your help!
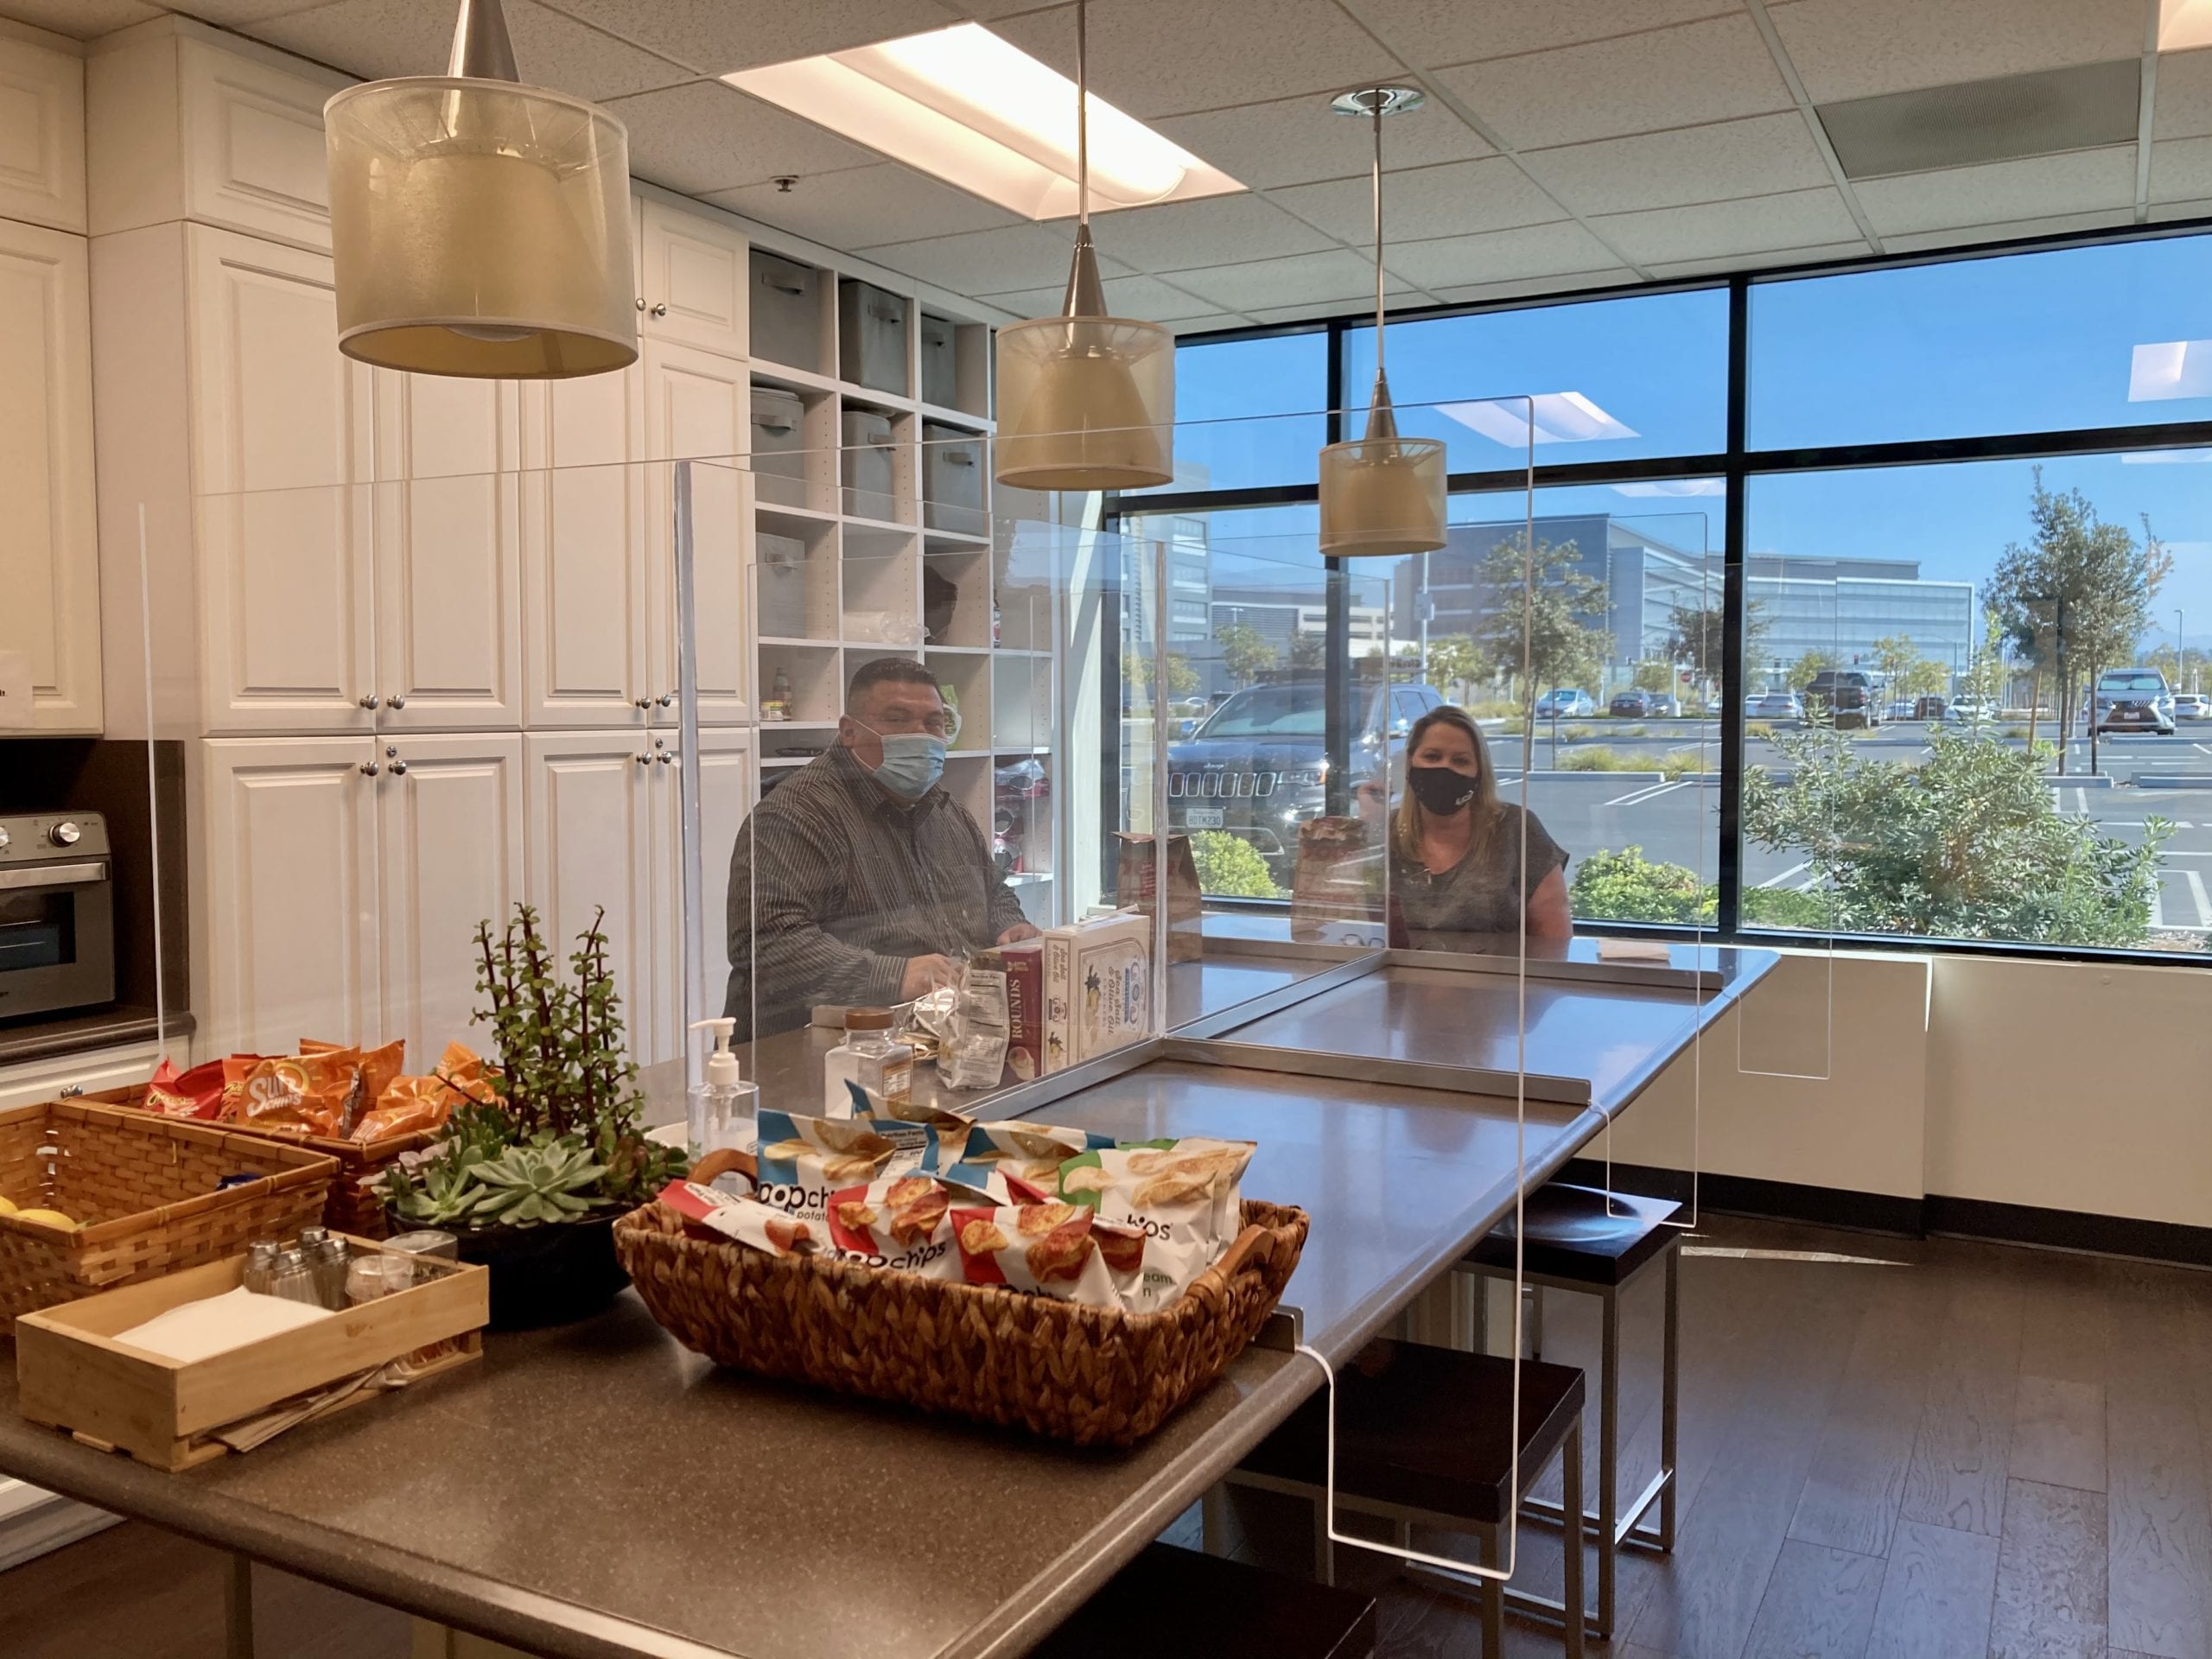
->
[1107,214,2212,970]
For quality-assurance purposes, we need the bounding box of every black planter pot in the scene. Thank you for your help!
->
[394,1208,630,1330]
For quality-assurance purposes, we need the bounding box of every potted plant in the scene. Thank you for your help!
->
[378,904,684,1328]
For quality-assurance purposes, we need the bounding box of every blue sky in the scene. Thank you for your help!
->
[1141,233,2212,656]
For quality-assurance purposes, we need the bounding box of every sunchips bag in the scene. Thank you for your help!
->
[947,1120,1116,1188]
[1058,1137,1257,1313]
[226,1049,365,1135]
[825,1174,961,1279]
[658,1179,823,1257]
[305,1037,405,1109]
[950,1200,1128,1308]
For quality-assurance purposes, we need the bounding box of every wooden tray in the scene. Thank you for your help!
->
[14,1236,488,1471]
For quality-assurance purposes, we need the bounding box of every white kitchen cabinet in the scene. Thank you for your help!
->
[637,194,748,359]
[523,731,664,1061]
[375,732,525,1059]
[647,727,753,1065]
[188,226,377,734]
[643,340,752,728]
[0,31,86,233]
[0,1039,172,1113]
[198,735,380,1057]
[518,367,653,729]
[372,374,524,731]
[0,216,99,733]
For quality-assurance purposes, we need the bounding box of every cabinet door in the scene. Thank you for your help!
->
[637,196,747,359]
[0,34,86,233]
[645,728,753,1068]
[0,219,99,732]
[177,38,343,253]
[373,374,524,729]
[518,369,651,728]
[188,227,375,734]
[642,341,751,726]
[200,735,378,1056]
[376,733,525,1059]
[523,732,658,1065]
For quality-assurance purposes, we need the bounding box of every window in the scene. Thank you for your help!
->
[1126,331,1328,494]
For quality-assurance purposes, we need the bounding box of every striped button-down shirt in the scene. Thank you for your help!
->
[723,741,1027,1039]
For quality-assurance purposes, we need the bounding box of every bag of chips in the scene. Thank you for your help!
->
[349,1075,454,1143]
[825,1174,961,1278]
[950,1200,1127,1308]
[657,1179,823,1257]
[1058,1137,1257,1313]
[145,1058,226,1119]
[945,1120,1116,1188]
[226,1049,365,1135]
[753,1109,908,1234]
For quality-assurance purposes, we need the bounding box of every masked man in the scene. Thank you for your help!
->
[724,657,1039,1039]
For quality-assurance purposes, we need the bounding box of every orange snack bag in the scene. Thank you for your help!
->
[218,1053,275,1121]
[146,1058,226,1119]
[350,1075,456,1143]
[235,1049,362,1135]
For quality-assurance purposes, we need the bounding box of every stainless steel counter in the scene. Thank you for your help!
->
[0,944,1774,1659]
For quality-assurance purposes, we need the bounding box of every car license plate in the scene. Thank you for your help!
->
[1185,808,1224,829]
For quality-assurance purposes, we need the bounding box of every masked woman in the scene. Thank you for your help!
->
[1388,704,1572,944]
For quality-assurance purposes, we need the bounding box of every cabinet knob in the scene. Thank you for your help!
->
[634,695,655,710]
[358,693,380,709]
[386,693,406,710]
[650,302,668,319]
[636,296,646,311]
[359,760,381,777]
[390,759,410,776]
[657,749,677,765]
[634,751,653,766]
[657,690,677,708]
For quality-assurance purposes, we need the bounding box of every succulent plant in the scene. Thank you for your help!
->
[465,1139,608,1228]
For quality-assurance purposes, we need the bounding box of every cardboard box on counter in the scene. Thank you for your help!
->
[1043,912,1151,1071]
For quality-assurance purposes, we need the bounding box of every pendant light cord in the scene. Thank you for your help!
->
[1076,0,1090,229]
[1371,93,1385,377]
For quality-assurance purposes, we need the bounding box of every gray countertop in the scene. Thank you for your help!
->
[0,946,1772,1659]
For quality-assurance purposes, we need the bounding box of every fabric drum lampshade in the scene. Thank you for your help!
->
[324,78,637,378]
[1319,432,1447,556]
[993,314,1175,492]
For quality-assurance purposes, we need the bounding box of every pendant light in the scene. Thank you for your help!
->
[1319,86,1446,556]
[993,0,1174,490]
[323,0,637,378]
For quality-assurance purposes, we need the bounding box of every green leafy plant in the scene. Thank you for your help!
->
[1190,830,1282,899]
[468,1142,609,1227]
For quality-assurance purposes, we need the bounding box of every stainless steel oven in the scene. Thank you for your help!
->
[0,813,116,1023]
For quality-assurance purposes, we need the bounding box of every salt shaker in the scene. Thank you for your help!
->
[268,1248,320,1306]
[241,1240,279,1296]
[313,1237,351,1308]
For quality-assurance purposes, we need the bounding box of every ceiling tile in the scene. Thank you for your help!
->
[1269,156,1568,244]
[986,0,1402,118]
[256,0,691,99]
[1770,0,2149,104]
[1243,300,1374,324]
[2150,134,2212,201]
[2148,191,2212,220]
[1349,0,1740,68]
[0,0,161,35]
[1646,239,1870,277]
[2154,48,2212,142]
[1851,146,2138,234]
[1382,220,1621,289]
[1434,15,1793,149]
[1425,268,1640,305]
[1881,207,2137,252]
[979,272,1223,320]
[1166,249,1418,311]
[600,80,880,195]
[537,0,953,76]
[1522,112,1833,215]
[703,164,1023,249]
[860,222,1127,292]
[1592,187,1863,264]
[1154,93,1491,190]
[1170,312,1249,333]
[152,0,325,23]
[1056,193,1332,271]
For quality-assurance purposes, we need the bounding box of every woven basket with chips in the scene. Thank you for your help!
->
[0,1100,336,1330]
[614,1185,1307,1447]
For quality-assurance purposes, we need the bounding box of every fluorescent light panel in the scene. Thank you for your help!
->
[2129,340,2212,402]
[1442,392,1640,447]
[2161,0,2212,50]
[727,24,1243,220]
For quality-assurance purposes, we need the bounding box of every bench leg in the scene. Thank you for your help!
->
[1597,1287,1619,1638]
[1478,1524,1504,1658]
[1560,1419,1586,1659]
[1312,1494,1335,1587]
[1660,1243,1681,1551]
[1202,1484,1230,1554]
[224,1554,255,1659]
[1528,1283,1545,1359]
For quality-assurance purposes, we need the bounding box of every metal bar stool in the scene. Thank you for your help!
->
[1452,1183,1681,1639]
[1215,1339,1586,1659]
[1032,1541,1377,1658]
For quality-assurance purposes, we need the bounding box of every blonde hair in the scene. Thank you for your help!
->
[1394,704,1501,863]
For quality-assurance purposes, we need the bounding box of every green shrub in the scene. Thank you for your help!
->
[1570,846,1713,925]
[1189,830,1281,899]
[1659,747,1710,780]
[1745,720,1776,739]
[1556,747,1660,773]
[1739,885,1834,929]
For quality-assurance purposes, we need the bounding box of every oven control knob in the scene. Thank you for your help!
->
[49,821,81,848]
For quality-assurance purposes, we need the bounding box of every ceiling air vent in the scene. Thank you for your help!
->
[1816,59,2141,181]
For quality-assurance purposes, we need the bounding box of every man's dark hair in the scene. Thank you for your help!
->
[845,656,941,714]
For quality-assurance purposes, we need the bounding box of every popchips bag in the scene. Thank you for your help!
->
[1058,1137,1257,1313]
[825,1174,961,1279]
[946,1120,1116,1188]
[658,1179,823,1257]
[950,1200,1130,1308]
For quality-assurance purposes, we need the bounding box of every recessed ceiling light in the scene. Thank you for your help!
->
[2160,0,2212,51]
[1613,480,1724,498]
[726,24,1243,220]
[2121,448,2212,463]
[1442,393,1640,447]
[2129,340,2212,402]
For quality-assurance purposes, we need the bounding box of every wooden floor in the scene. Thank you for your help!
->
[9,1214,2211,1659]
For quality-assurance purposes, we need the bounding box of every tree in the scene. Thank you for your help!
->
[1287,630,1325,670]
[1869,634,1919,692]
[1120,647,1198,709]
[1898,656,1949,700]
[1665,598,1764,691]
[1188,830,1281,899]
[1743,721,2169,946]
[1985,471,2172,751]
[1425,633,1484,700]
[1632,660,1675,695]
[1789,649,1839,692]
[1471,531,1607,702]
[1217,623,1277,687]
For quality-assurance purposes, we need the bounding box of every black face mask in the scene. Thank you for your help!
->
[1407,763,1478,815]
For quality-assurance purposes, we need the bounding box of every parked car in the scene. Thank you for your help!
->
[2092,668,2177,734]
[1914,695,1948,721]
[1802,668,1881,728]
[1645,692,1681,717]
[2174,692,2210,721]
[1944,696,1993,724]
[1535,688,1594,719]
[1751,690,1803,720]
[1608,690,1651,718]
[1165,678,1444,882]
[1886,698,1916,721]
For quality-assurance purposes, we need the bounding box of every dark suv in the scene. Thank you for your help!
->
[1165,679,1444,881]
[1802,668,1881,729]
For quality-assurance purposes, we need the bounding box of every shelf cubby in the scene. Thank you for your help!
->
[921,545,992,648]
[757,639,842,724]
[932,651,994,754]
[752,511,839,642]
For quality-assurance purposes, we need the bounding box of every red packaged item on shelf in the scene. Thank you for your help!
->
[144,1058,226,1119]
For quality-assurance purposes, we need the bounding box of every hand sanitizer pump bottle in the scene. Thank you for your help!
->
[687,1017,758,1155]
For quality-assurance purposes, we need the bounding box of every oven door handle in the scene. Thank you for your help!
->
[0,861,106,890]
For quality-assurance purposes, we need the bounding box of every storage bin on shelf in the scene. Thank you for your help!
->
[842,407,897,521]
[922,420,986,536]
[614,1186,1308,1447]
[751,250,823,372]
[750,386,810,509]
[839,277,908,394]
[81,1084,437,1241]
[0,1099,335,1331]
[919,311,957,408]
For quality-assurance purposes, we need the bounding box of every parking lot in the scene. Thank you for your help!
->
[1485,719,2212,939]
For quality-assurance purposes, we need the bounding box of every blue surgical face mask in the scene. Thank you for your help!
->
[856,722,945,798]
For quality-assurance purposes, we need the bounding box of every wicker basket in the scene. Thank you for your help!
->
[0,1100,337,1331]
[615,1198,1309,1446]
[84,1085,438,1240]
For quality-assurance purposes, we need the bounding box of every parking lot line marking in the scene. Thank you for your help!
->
[1604,779,1687,807]
[2194,743,2212,757]
[2190,871,2212,930]
[2076,789,2089,813]
[1759,861,1810,889]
